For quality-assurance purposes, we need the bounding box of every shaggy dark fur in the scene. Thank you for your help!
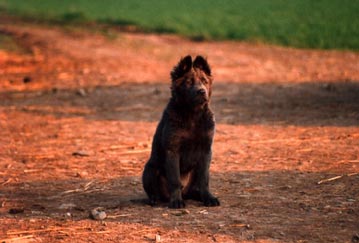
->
[142,55,220,208]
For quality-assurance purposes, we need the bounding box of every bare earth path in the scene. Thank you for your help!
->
[0,21,358,242]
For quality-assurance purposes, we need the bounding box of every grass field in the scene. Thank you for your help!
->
[0,0,359,50]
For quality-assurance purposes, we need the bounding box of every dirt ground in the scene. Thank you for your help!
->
[0,19,358,243]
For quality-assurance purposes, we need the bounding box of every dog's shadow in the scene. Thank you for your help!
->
[1,176,143,218]
[1,176,208,221]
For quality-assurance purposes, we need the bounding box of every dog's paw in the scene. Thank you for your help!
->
[203,196,220,207]
[169,199,186,208]
[148,196,158,206]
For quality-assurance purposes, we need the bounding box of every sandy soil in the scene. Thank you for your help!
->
[0,20,358,243]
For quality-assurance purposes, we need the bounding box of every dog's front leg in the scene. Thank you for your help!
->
[165,150,185,208]
[197,149,220,206]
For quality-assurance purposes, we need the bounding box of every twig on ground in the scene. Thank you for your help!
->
[55,180,96,196]
[71,230,113,235]
[83,180,95,191]
[23,169,40,173]
[348,160,359,163]
[106,213,132,219]
[230,224,250,229]
[0,234,34,242]
[348,172,359,177]
[1,178,12,186]
[317,172,358,185]
[317,175,343,185]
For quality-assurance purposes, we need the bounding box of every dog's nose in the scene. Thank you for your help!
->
[197,89,206,96]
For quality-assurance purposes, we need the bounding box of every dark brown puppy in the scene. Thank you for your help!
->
[142,55,219,208]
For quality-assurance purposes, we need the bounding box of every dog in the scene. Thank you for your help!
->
[142,55,220,208]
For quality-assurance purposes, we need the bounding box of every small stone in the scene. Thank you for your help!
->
[155,234,161,242]
[76,88,87,97]
[90,208,107,220]
[72,150,90,157]
[23,76,32,83]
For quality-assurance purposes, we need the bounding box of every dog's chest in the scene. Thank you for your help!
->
[178,127,210,172]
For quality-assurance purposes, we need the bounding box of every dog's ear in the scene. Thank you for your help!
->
[171,55,192,80]
[193,56,211,76]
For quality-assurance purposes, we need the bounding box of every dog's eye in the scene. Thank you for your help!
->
[186,78,194,86]
[201,78,208,84]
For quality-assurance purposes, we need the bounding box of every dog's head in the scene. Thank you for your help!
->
[171,55,213,108]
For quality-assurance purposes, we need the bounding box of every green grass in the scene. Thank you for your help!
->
[0,0,358,50]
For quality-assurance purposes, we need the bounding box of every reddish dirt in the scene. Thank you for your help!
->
[0,21,359,243]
